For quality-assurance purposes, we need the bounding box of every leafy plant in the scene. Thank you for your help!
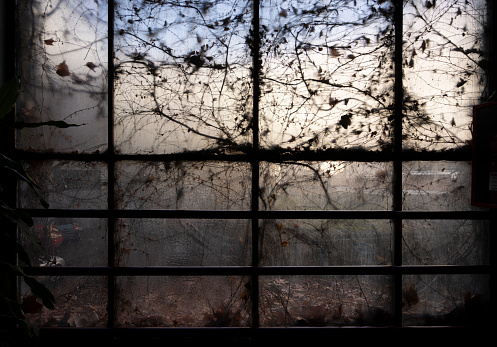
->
[0,77,81,346]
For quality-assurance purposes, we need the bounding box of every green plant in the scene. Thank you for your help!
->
[0,77,81,346]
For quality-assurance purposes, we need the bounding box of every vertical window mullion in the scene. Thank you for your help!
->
[251,0,261,329]
[107,0,116,329]
[393,0,404,327]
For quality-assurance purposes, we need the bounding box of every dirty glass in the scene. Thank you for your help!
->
[21,276,107,327]
[260,219,392,266]
[17,161,108,209]
[402,161,472,210]
[20,218,107,267]
[115,161,251,210]
[260,161,392,210]
[116,276,251,327]
[260,275,393,327]
[116,219,251,266]
[402,219,489,266]
[114,0,253,154]
[13,0,492,332]
[403,0,488,151]
[259,0,395,151]
[16,0,108,153]
[402,274,490,326]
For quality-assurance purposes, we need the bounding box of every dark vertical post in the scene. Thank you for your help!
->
[392,0,404,327]
[251,0,261,329]
[107,0,116,329]
[0,0,17,313]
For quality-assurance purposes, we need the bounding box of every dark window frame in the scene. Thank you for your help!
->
[2,0,496,344]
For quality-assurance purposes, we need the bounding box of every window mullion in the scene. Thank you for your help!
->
[108,0,116,329]
[393,0,404,327]
[251,0,261,329]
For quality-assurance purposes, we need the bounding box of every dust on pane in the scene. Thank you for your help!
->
[260,219,392,266]
[260,275,393,327]
[116,276,251,327]
[18,161,108,209]
[116,161,251,210]
[260,161,392,210]
[21,276,107,328]
[402,274,490,326]
[21,218,107,267]
[116,219,251,267]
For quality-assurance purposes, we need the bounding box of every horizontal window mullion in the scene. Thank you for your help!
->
[21,208,493,220]
[21,265,491,277]
[14,149,473,163]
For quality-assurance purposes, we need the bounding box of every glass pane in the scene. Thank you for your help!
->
[116,219,251,266]
[260,275,393,327]
[403,220,489,266]
[116,276,250,327]
[116,161,251,210]
[260,0,395,151]
[21,218,107,267]
[114,0,253,154]
[402,274,490,326]
[21,276,107,327]
[18,160,108,209]
[402,161,472,210]
[260,161,392,210]
[403,0,488,151]
[260,219,392,266]
[16,0,108,153]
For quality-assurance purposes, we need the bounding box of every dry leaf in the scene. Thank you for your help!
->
[85,62,98,71]
[281,241,288,247]
[56,61,70,77]
[44,38,55,45]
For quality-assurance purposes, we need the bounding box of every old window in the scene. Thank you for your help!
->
[5,0,495,343]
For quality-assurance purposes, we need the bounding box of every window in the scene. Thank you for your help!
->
[4,0,495,344]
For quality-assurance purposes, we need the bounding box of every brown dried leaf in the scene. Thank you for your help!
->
[44,38,55,45]
[56,61,70,77]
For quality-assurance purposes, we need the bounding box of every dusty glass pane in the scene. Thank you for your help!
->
[116,219,251,266]
[116,276,251,327]
[403,219,489,266]
[21,218,107,267]
[260,0,395,151]
[116,161,251,210]
[16,0,108,153]
[402,161,472,210]
[21,276,107,327]
[260,275,392,327]
[260,161,392,210]
[403,0,488,151]
[402,274,490,326]
[260,219,392,266]
[114,0,253,154]
[18,160,107,209]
